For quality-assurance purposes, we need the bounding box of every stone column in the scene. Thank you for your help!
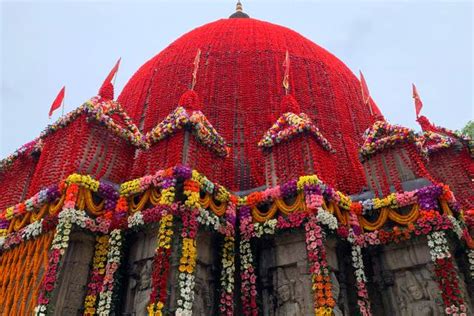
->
[377,237,446,316]
[51,232,95,316]
[122,227,158,316]
[192,231,218,315]
[258,231,346,316]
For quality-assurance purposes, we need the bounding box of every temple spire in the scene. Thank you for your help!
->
[229,0,250,18]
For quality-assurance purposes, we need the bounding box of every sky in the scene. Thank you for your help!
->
[1,0,473,158]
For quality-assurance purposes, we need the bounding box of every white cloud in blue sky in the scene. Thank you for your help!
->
[1,0,472,157]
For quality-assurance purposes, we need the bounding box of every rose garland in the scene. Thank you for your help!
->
[427,231,467,315]
[83,235,110,315]
[96,229,123,315]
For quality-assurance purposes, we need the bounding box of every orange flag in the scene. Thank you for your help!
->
[98,58,121,100]
[283,50,290,93]
[412,83,423,117]
[49,86,65,118]
[359,70,370,106]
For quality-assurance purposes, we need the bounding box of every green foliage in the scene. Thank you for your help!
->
[461,120,474,139]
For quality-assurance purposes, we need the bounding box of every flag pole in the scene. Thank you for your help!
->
[112,58,121,88]
[61,96,65,116]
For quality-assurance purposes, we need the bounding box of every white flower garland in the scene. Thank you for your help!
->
[127,211,144,228]
[468,250,474,279]
[347,230,372,316]
[447,215,464,239]
[253,219,277,237]
[316,207,338,230]
[427,231,451,261]
[97,229,123,315]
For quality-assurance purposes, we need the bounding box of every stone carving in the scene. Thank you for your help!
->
[258,231,345,316]
[193,277,213,315]
[122,228,158,315]
[274,268,301,316]
[192,231,217,315]
[130,259,153,316]
[395,269,442,316]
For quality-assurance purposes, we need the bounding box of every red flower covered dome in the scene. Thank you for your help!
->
[118,17,375,193]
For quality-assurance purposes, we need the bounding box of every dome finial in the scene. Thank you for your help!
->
[236,0,243,12]
[230,0,249,18]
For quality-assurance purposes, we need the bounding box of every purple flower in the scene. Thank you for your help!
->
[281,179,297,197]
[174,165,192,180]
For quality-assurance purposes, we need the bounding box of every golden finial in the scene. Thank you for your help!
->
[236,1,243,12]
[229,0,249,19]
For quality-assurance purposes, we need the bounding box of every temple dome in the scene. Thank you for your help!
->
[118,18,375,193]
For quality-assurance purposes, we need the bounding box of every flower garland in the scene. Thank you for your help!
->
[0,138,42,172]
[83,235,110,315]
[34,212,72,316]
[427,231,467,315]
[360,120,416,160]
[37,98,145,149]
[258,112,334,152]
[96,229,123,315]
[347,229,372,316]
[176,208,199,316]
[0,167,471,316]
[145,106,230,157]
[34,208,109,315]
[147,213,174,316]
[468,250,474,280]
[304,214,335,315]
[219,236,235,315]
[416,131,457,157]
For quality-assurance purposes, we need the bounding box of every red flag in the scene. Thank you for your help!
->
[412,83,423,117]
[49,86,65,117]
[359,70,383,118]
[98,58,121,99]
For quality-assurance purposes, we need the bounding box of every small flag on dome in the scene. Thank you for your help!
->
[359,71,383,119]
[359,70,370,106]
[48,86,65,118]
[283,50,290,94]
[412,83,423,118]
[191,49,201,90]
[98,58,121,100]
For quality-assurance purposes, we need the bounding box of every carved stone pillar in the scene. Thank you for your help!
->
[376,237,446,316]
[258,231,346,316]
[192,231,218,315]
[122,227,158,316]
[51,232,95,316]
